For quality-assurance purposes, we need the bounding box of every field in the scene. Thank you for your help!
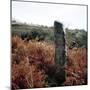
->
[11,1,87,89]
[12,36,87,89]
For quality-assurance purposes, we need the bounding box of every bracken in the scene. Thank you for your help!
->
[12,36,87,89]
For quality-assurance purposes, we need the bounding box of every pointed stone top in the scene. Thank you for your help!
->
[54,21,63,27]
[54,21,63,32]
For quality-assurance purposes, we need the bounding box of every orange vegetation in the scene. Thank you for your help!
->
[12,36,55,89]
[12,36,87,89]
[64,48,87,85]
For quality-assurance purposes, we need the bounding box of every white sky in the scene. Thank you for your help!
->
[12,1,87,30]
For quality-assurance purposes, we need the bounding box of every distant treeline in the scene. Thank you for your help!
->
[12,20,87,48]
[65,28,87,48]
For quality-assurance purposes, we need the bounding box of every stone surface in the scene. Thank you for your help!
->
[54,21,66,67]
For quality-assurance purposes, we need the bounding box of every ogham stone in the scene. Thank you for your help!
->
[54,21,66,66]
[54,21,66,85]
[45,21,66,86]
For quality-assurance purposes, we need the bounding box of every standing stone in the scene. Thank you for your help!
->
[46,21,66,86]
[54,21,66,85]
[54,21,66,66]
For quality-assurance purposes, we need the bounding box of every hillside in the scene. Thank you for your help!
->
[65,28,87,48]
[12,21,87,48]
[11,20,87,89]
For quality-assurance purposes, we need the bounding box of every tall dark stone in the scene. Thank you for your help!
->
[54,21,66,66]
[45,21,66,86]
[54,21,66,85]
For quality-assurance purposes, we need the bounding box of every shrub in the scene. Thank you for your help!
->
[12,36,87,89]
[12,36,55,89]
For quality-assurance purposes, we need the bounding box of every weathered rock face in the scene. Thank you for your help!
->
[54,21,66,66]
[54,21,66,85]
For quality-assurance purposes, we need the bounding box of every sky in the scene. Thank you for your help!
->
[12,1,87,30]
